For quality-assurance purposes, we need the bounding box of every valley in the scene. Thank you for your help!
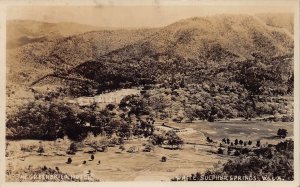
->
[6,120,293,181]
[5,13,295,182]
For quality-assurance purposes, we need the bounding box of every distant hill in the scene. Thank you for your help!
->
[7,26,156,86]
[7,20,105,49]
[104,15,293,62]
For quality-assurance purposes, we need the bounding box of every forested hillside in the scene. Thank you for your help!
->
[6,14,294,140]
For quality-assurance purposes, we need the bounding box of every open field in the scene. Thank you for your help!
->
[6,120,292,181]
[168,121,293,144]
[8,145,227,181]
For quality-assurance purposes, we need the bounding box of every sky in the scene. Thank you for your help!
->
[7,4,295,28]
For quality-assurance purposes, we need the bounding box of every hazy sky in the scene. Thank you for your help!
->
[7,5,295,28]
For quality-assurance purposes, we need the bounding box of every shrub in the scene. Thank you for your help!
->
[143,144,154,152]
[150,133,165,145]
[277,128,288,138]
[37,146,45,154]
[256,140,261,147]
[106,104,116,111]
[67,158,72,164]
[217,148,224,154]
[20,145,36,152]
[67,143,77,155]
[165,130,184,149]
[119,145,126,151]
[248,140,252,145]
[241,148,250,155]
[234,139,238,145]
[234,150,241,156]
[127,146,138,153]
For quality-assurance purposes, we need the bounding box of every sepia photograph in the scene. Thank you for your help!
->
[2,0,299,185]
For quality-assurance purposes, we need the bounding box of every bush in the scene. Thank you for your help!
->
[150,133,165,145]
[165,130,184,149]
[37,146,45,154]
[241,148,250,155]
[66,157,72,164]
[256,140,261,147]
[127,146,138,153]
[119,145,126,151]
[281,115,293,122]
[67,143,77,155]
[20,145,36,152]
[234,150,241,156]
[106,104,116,111]
[143,144,154,152]
[277,128,288,138]
[217,148,224,154]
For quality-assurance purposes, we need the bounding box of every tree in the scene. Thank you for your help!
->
[37,145,45,154]
[227,147,232,155]
[222,138,226,144]
[234,139,238,146]
[143,144,154,152]
[241,148,249,154]
[239,140,244,146]
[119,145,126,151]
[67,157,72,164]
[67,143,77,155]
[150,133,165,145]
[91,154,94,161]
[217,148,224,154]
[65,118,88,142]
[119,94,146,116]
[234,150,241,156]
[248,140,252,146]
[106,104,116,111]
[208,115,215,122]
[117,121,132,139]
[166,130,184,149]
[226,138,230,144]
[256,140,261,147]
[277,128,288,138]
[206,137,213,143]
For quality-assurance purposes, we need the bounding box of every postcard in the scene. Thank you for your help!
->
[0,0,299,187]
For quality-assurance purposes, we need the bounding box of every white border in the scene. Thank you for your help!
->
[0,1,299,187]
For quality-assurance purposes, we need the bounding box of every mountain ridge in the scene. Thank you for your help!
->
[6,14,294,113]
